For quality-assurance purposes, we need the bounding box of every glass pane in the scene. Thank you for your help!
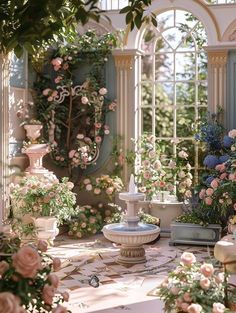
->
[141,28,156,54]
[176,83,195,106]
[155,53,173,81]
[176,53,195,80]
[142,107,153,133]
[157,139,173,158]
[155,83,174,106]
[155,37,172,52]
[198,52,207,80]
[198,83,208,106]
[162,27,186,50]
[177,35,195,52]
[191,22,207,47]
[156,10,174,30]
[176,10,198,30]
[142,55,153,80]
[155,107,173,137]
[177,107,195,137]
[141,82,153,107]
[177,140,195,167]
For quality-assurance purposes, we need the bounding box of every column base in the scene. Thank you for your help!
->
[117,245,146,264]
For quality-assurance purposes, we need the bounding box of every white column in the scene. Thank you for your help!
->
[113,49,142,186]
[0,53,10,228]
[207,49,228,125]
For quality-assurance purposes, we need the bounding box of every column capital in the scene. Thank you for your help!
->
[207,50,228,67]
[113,49,142,70]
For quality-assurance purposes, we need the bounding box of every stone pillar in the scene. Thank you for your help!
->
[0,53,10,229]
[113,49,141,185]
[207,49,228,124]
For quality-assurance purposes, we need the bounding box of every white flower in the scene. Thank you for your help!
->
[178,150,188,159]
[228,129,236,138]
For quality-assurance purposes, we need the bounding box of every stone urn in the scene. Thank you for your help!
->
[24,124,43,142]
[33,217,59,245]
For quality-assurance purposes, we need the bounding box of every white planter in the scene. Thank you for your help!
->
[24,124,43,142]
[170,222,222,246]
[33,217,59,245]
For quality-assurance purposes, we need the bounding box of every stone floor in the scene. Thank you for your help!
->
[48,234,215,313]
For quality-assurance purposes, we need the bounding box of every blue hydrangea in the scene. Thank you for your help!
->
[219,154,229,164]
[223,135,234,148]
[205,176,215,185]
[203,155,219,169]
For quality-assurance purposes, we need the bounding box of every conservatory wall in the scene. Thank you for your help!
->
[1,0,236,225]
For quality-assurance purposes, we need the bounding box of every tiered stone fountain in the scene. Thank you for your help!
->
[102,175,160,264]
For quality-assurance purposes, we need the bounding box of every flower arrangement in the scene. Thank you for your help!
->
[133,134,192,201]
[0,240,70,313]
[158,252,227,313]
[32,30,117,175]
[10,176,76,226]
[68,205,103,238]
[82,174,124,200]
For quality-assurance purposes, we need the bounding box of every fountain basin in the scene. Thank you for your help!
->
[102,223,160,264]
[119,192,145,202]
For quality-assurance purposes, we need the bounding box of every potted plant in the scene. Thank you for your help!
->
[10,175,76,244]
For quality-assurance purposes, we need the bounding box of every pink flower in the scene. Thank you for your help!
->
[205,197,213,205]
[43,88,51,96]
[104,129,110,135]
[211,179,219,189]
[0,261,9,276]
[52,258,61,271]
[200,277,210,290]
[183,292,192,303]
[51,57,63,67]
[81,96,89,104]
[228,129,236,138]
[215,164,226,172]
[67,182,74,190]
[142,160,151,167]
[63,63,69,70]
[143,171,151,179]
[106,187,114,195]
[99,87,107,95]
[95,136,102,143]
[154,160,162,170]
[47,96,53,102]
[61,291,69,302]
[181,303,190,312]
[187,304,202,313]
[180,252,196,266]
[48,273,59,288]
[37,240,48,252]
[178,150,188,159]
[212,303,225,313]
[68,150,76,158]
[0,292,25,313]
[170,287,179,295]
[83,178,91,185]
[86,184,93,191]
[220,172,227,180]
[52,305,68,313]
[215,272,224,284]
[200,263,214,277]
[94,188,101,195]
[95,122,102,128]
[42,284,55,305]
[199,189,206,199]
[54,76,62,84]
[229,173,236,181]
[12,246,41,278]
[205,188,214,196]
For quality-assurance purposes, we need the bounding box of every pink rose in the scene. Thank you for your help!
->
[206,188,214,196]
[215,272,224,284]
[199,189,206,199]
[211,179,219,189]
[205,197,213,205]
[104,129,110,135]
[47,96,53,102]
[0,292,25,313]
[43,88,51,96]
[212,303,225,313]
[95,136,102,143]
[180,252,196,266]
[143,171,151,179]
[228,129,236,138]
[52,305,68,313]
[170,287,179,295]
[175,298,183,308]
[99,87,107,95]
[63,63,69,70]
[52,258,61,271]
[48,273,59,288]
[183,292,192,302]
[95,122,102,128]
[51,57,63,67]
[68,150,76,158]
[215,164,226,172]
[0,261,9,275]
[229,173,236,181]
[37,240,48,252]
[200,263,214,277]
[42,284,55,305]
[81,96,89,104]
[220,172,227,180]
[187,304,202,313]
[67,182,74,190]
[199,277,210,290]
[86,184,93,191]
[54,76,62,84]
[106,187,114,195]
[12,246,41,278]
[83,178,90,185]
[94,188,101,195]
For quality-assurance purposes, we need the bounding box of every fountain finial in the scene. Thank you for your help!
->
[128,174,136,194]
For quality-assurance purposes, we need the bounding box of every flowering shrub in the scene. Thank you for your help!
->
[82,174,124,200]
[134,134,192,201]
[33,30,117,175]
[10,176,76,225]
[158,252,227,313]
[68,205,103,238]
[0,240,70,313]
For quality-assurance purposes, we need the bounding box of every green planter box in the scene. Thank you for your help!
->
[169,222,222,246]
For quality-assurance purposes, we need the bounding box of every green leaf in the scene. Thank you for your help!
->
[14,45,23,58]
[119,6,131,14]
[134,14,142,29]
[126,11,133,25]
[151,16,157,28]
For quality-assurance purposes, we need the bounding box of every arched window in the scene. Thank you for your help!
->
[139,9,208,181]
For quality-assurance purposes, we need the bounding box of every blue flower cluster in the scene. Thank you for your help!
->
[203,154,229,169]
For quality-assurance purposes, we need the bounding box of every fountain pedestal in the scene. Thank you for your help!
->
[102,175,160,264]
